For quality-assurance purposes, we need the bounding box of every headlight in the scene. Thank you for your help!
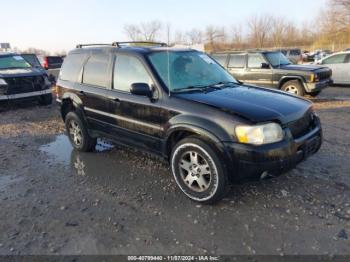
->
[235,123,284,145]
[310,73,319,82]
[0,78,7,86]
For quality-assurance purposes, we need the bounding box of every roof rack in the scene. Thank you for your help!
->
[76,44,113,49]
[76,42,168,49]
[112,41,168,48]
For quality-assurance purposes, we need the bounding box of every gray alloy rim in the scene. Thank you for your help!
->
[284,85,299,95]
[68,120,83,146]
[179,150,212,192]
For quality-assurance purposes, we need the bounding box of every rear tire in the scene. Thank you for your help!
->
[38,93,53,105]
[65,112,96,152]
[281,80,305,96]
[170,137,229,204]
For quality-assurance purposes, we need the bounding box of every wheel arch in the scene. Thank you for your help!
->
[278,76,306,90]
[60,92,84,121]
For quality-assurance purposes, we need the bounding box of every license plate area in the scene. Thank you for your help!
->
[300,136,321,159]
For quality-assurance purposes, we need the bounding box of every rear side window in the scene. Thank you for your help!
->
[228,54,246,68]
[113,55,152,92]
[322,54,347,64]
[211,54,228,66]
[83,54,111,88]
[60,53,87,82]
[248,54,265,68]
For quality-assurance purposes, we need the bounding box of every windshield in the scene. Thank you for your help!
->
[0,55,32,69]
[264,52,291,67]
[148,51,237,92]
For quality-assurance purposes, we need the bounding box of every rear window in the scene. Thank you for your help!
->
[228,54,246,68]
[289,49,301,56]
[47,56,63,64]
[211,54,228,66]
[59,53,87,82]
[83,53,111,88]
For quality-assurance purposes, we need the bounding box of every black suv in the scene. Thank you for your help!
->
[211,50,332,96]
[0,53,52,105]
[57,42,322,203]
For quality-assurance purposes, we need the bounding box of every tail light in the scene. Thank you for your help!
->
[43,57,48,69]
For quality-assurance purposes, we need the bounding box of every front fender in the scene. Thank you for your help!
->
[278,76,307,88]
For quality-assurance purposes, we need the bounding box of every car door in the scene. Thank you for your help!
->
[104,53,163,154]
[244,53,273,87]
[321,53,348,84]
[78,52,112,130]
[226,53,246,82]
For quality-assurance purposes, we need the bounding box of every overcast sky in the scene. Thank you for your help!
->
[0,0,327,53]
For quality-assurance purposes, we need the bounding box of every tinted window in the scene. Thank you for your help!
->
[47,56,63,64]
[228,54,246,68]
[21,54,42,67]
[114,55,152,92]
[289,49,301,56]
[322,54,347,64]
[83,54,110,88]
[248,54,266,68]
[60,53,87,82]
[211,54,228,66]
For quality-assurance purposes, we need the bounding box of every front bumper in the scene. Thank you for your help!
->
[222,120,322,181]
[304,79,332,93]
[0,89,52,101]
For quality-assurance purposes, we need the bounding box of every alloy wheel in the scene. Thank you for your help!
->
[68,120,83,146]
[178,150,212,192]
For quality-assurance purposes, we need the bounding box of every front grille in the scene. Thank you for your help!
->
[286,111,316,139]
[4,76,45,95]
[317,70,331,81]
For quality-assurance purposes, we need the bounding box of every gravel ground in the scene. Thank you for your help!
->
[0,86,349,255]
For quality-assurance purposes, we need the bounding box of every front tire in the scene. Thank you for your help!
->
[65,112,97,152]
[170,137,229,204]
[281,80,305,96]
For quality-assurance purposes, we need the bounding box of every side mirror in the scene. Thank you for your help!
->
[261,63,270,69]
[130,83,152,97]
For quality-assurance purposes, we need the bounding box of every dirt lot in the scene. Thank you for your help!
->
[0,87,350,255]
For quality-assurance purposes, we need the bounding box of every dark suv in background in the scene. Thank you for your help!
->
[0,53,52,105]
[212,50,332,96]
[56,42,322,203]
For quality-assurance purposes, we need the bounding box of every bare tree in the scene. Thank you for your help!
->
[270,17,287,48]
[205,26,224,50]
[174,30,187,44]
[124,20,162,41]
[247,14,272,48]
[186,29,203,45]
[230,24,244,49]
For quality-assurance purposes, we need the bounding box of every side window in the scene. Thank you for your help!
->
[211,54,228,67]
[248,54,266,68]
[83,53,110,88]
[322,54,347,65]
[228,54,246,68]
[59,53,87,82]
[113,55,152,92]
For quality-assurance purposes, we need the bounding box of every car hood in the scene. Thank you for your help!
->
[175,86,312,124]
[278,64,327,72]
[0,68,44,78]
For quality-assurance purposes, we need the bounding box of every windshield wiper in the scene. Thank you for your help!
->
[172,85,208,93]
